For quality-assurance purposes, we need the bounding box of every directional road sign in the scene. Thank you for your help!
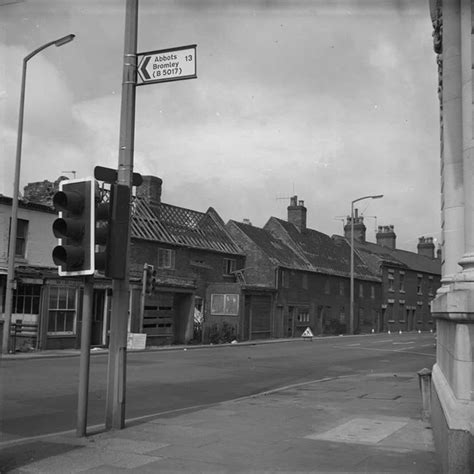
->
[137,45,197,86]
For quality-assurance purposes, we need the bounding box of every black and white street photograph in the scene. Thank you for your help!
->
[0,1,472,472]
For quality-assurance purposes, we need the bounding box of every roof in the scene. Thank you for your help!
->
[0,195,56,214]
[352,239,441,276]
[131,197,243,255]
[230,221,309,269]
[231,219,379,281]
[267,218,378,281]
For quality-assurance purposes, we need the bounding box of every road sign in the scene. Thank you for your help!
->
[137,44,197,86]
[301,327,314,339]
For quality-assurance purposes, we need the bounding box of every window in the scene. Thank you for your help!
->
[428,277,434,296]
[223,258,236,275]
[9,218,28,258]
[158,248,175,269]
[297,310,309,323]
[370,285,375,299]
[13,284,41,316]
[210,294,239,315]
[324,279,330,294]
[302,274,308,290]
[388,273,394,292]
[359,283,364,298]
[417,275,423,295]
[47,286,77,335]
[281,270,289,289]
[339,281,344,296]
[339,307,345,322]
[399,272,405,292]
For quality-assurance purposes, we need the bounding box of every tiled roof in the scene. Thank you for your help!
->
[230,221,309,269]
[231,219,379,281]
[353,240,441,276]
[267,218,378,281]
[131,197,243,255]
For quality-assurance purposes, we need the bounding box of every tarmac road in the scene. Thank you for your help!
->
[0,332,436,444]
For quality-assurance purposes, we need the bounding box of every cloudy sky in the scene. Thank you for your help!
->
[0,0,440,252]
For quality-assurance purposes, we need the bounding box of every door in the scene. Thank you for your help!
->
[287,306,295,337]
[249,295,272,340]
[143,292,175,344]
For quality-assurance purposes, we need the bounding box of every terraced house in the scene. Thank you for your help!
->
[340,213,441,333]
[227,196,382,338]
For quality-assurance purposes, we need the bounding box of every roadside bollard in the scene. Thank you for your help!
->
[418,367,432,421]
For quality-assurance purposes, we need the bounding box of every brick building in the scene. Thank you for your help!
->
[340,213,441,333]
[227,196,382,337]
[130,176,246,345]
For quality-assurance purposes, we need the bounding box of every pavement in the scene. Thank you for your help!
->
[1,337,440,473]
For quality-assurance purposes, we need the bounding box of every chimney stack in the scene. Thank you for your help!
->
[344,208,366,243]
[287,195,307,232]
[376,225,396,249]
[136,175,163,210]
[418,236,435,259]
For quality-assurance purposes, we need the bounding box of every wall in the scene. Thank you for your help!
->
[277,269,382,336]
[0,201,57,269]
[130,239,245,298]
[380,266,440,332]
[205,282,242,342]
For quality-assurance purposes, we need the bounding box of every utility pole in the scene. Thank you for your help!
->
[105,0,138,430]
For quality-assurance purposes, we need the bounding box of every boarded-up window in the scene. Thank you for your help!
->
[211,294,239,315]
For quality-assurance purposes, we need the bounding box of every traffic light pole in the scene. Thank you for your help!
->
[105,0,138,430]
[77,275,93,437]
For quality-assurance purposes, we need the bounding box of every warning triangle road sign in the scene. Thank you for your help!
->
[301,327,314,337]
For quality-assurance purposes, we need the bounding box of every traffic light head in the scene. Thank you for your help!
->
[52,178,95,276]
[144,264,157,295]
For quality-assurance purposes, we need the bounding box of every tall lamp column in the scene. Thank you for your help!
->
[2,34,75,354]
[349,194,383,335]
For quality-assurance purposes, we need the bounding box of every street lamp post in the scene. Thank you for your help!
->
[349,194,383,335]
[2,34,75,355]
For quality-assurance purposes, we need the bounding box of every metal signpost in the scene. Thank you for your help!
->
[105,0,197,431]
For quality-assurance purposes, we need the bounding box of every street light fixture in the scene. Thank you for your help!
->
[349,194,383,335]
[2,34,75,354]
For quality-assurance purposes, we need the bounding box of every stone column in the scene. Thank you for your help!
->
[439,0,464,283]
[430,1,474,472]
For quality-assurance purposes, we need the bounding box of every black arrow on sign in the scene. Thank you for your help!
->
[139,55,151,81]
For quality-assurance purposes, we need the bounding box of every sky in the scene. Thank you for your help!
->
[0,0,440,252]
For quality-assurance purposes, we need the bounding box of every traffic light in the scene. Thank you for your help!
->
[143,264,157,295]
[94,190,110,274]
[94,183,130,280]
[52,178,95,276]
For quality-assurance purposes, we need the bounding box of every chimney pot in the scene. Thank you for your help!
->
[376,224,396,249]
[287,196,307,232]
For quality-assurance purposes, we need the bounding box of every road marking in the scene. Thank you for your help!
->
[332,345,435,357]
[347,343,361,346]
[393,341,415,345]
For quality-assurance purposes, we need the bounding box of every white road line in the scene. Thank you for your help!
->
[332,345,435,357]
[393,341,416,345]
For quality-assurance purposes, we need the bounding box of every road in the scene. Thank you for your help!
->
[0,332,436,444]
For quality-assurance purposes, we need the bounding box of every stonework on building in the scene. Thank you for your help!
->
[429,1,474,471]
